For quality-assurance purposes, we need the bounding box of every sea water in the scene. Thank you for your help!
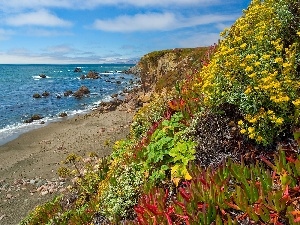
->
[0,64,138,145]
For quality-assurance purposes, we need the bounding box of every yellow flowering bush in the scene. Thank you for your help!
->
[194,0,300,145]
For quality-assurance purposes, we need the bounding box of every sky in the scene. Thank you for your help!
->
[0,0,251,64]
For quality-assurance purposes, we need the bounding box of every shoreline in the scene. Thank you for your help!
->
[0,98,138,225]
[0,87,139,147]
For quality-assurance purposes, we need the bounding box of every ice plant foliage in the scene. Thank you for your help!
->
[133,149,300,224]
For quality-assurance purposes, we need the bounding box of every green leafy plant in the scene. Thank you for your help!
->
[140,112,196,183]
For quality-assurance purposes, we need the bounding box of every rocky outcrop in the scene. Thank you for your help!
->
[97,99,123,113]
[73,86,90,98]
[39,74,47,78]
[130,47,208,94]
[24,114,43,123]
[86,71,99,79]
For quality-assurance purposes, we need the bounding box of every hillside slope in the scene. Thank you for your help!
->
[21,0,300,224]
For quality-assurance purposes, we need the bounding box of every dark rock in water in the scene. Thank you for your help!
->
[32,114,43,120]
[80,75,86,80]
[33,93,41,98]
[116,81,121,84]
[25,114,43,123]
[40,121,45,124]
[73,86,90,98]
[56,95,62,99]
[86,71,99,79]
[111,93,118,98]
[74,67,82,72]
[58,112,68,117]
[39,74,47,78]
[64,90,73,97]
[78,86,90,94]
[24,118,33,123]
[42,91,50,97]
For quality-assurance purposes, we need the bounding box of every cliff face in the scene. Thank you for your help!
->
[130,47,208,93]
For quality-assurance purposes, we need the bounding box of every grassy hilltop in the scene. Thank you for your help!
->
[21,0,300,224]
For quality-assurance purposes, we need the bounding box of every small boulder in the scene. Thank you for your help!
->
[58,112,68,117]
[86,71,99,79]
[74,67,82,72]
[42,91,50,97]
[31,114,43,120]
[39,74,47,78]
[24,114,43,123]
[80,75,86,80]
[33,93,41,98]
[64,90,73,97]
[73,86,90,98]
[78,86,90,94]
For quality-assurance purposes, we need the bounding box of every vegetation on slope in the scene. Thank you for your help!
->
[21,0,300,224]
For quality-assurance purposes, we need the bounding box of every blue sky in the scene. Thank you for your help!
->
[0,0,251,64]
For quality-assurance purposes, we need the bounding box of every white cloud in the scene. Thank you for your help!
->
[0,0,220,10]
[178,32,221,47]
[44,45,76,54]
[0,1,72,11]
[92,12,239,32]
[5,10,72,27]
[81,0,220,8]
[92,13,176,32]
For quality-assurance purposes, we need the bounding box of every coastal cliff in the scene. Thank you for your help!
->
[129,47,208,93]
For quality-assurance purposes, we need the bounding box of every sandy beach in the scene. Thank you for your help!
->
[0,103,135,225]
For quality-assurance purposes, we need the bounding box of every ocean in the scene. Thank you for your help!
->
[0,64,138,145]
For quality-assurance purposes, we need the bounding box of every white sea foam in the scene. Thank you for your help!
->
[0,121,46,146]
[32,75,52,80]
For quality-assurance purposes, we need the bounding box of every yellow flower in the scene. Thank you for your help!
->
[297,31,300,36]
[249,133,256,139]
[249,117,257,123]
[283,62,291,68]
[275,117,284,125]
[240,43,247,49]
[238,120,244,126]
[292,99,300,107]
[262,55,271,60]
[274,57,283,64]
[254,61,261,67]
[240,129,247,134]
[248,127,255,133]
[256,136,263,142]
[245,66,253,73]
[244,87,252,94]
